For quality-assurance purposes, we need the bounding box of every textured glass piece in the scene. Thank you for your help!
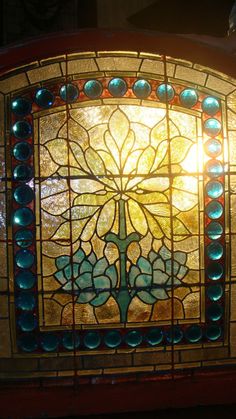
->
[185,325,202,343]
[104,330,122,348]
[156,83,175,102]
[206,324,222,341]
[15,229,33,248]
[146,327,163,346]
[35,88,54,108]
[18,333,38,352]
[16,292,35,310]
[108,77,127,97]
[60,83,79,102]
[207,284,223,301]
[205,181,223,198]
[206,221,223,240]
[13,185,34,205]
[202,96,220,116]
[83,331,101,349]
[41,333,59,352]
[62,331,80,350]
[206,201,223,219]
[125,330,142,347]
[13,207,34,227]
[133,79,151,99]
[204,139,222,157]
[18,312,37,332]
[206,303,223,321]
[12,121,32,140]
[179,88,198,108]
[84,79,103,99]
[204,118,221,137]
[207,262,223,280]
[15,270,36,289]
[13,142,32,161]
[15,249,34,269]
[206,242,223,260]
[166,326,183,344]
[11,97,32,116]
[205,160,223,178]
[13,164,33,181]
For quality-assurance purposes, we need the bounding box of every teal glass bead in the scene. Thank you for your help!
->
[207,284,223,301]
[13,185,34,205]
[206,221,223,240]
[125,330,142,347]
[62,331,80,350]
[84,80,103,99]
[12,121,32,140]
[15,270,36,289]
[146,327,163,346]
[15,229,33,248]
[19,333,38,352]
[13,142,32,161]
[11,97,32,116]
[207,303,223,321]
[18,312,37,332]
[16,292,35,310]
[15,249,34,269]
[108,77,127,97]
[156,83,175,102]
[104,330,122,348]
[41,333,59,352]
[205,181,223,199]
[206,324,222,341]
[204,118,221,137]
[180,88,198,108]
[83,331,101,349]
[35,88,54,108]
[185,325,202,343]
[133,79,151,99]
[207,262,223,280]
[13,164,33,181]
[13,207,34,227]
[206,201,223,219]
[206,241,223,261]
[60,83,79,102]
[166,326,183,344]
[205,160,223,178]
[204,139,222,157]
[202,97,220,116]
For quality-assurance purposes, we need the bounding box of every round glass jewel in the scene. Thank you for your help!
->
[156,83,175,102]
[206,325,222,341]
[185,325,202,343]
[206,221,223,240]
[13,164,33,181]
[15,249,34,269]
[206,242,223,261]
[207,284,223,301]
[84,79,103,99]
[41,334,59,352]
[16,292,35,311]
[104,330,122,348]
[180,88,198,108]
[13,142,32,161]
[204,118,221,137]
[146,328,163,346]
[202,97,220,116]
[13,185,34,205]
[166,326,183,344]
[19,334,38,352]
[11,97,32,116]
[125,330,142,347]
[206,262,223,280]
[205,181,223,199]
[62,331,80,350]
[204,139,222,157]
[35,88,54,108]
[133,79,151,99]
[83,331,101,349]
[60,83,79,102]
[13,207,34,227]
[18,312,37,332]
[15,270,36,289]
[12,121,32,140]
[205,160,223,178]
[206,201,223,220]
[108,77,127,97]
[15,229,33,248]
[207,303,223,321]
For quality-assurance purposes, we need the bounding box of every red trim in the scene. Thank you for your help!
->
[0,29,236,77]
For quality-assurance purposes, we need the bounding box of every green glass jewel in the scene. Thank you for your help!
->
[104,330,122,348]
[18,312,37,332]
[206,242,223,261]
[13,207,34,227]
[207,262,223,280]
[35,88,54,108]
[84,80,103,99]
[11,97,32,116]
[185,325,202,343]
[83,331,101,349]
[207,284,223,301]
[206,303,223,321]
[206,201,223,219]
[205,160,223,178]
[204,139,222,157]
[166,326,183,344]
[204,118,221,137]
[146,328,163,346]
[205,181,223,199]
[133,79,151,99]
[202,97,220,116]
[13,164,33,181]
[15,249,34,269]
[13,142,32,161]
[16,292,35,310]
[206,221,223,240]
[15,270,36,289]
[156,83,175,102]
[12,121,32,140]
[15,229,33,248]
[125,330,142,347]
[13,185,34,205]
[41,334,59,352]
[60,83,79,102]
[19,333,38,352]
[180,88,198,108]
[206,325,222,341]
[62,331,80,350]
[108,78,127,97]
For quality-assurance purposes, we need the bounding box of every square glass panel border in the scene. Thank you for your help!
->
[9,75,226,354]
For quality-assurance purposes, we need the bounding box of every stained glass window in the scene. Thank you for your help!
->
[1,49,236,379]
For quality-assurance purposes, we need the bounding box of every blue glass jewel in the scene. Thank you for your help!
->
[205,181,223,199]
[15,229,33,248]
[204,118,221,137]
[60,83,79,102]
[207,303,223,321]
[15,249,34,269]
[19,333,38,352]
[13,164,33,181]
[16,292,35,310]
[206,201,223,219]
[206,325,222,341]
[202,97,220,116]
[207,262,223,280]
[156,83,175,102]
[13,185,34,205]
[18,312,37,332]
[180,88,198,108]
[13,142,32,161]
[206,242,223,261]
[83,331,101,349]
[166,326,183,344]
[146,328,163,346]
[11,97,32,116]
[84,80,103,99]
[185,325,202,343]
[108,77,127,97]
[133,79,151,99]
[62,331,80,350]
[41,334,59,352]
[35,88,54,108]
[104,330,122,348]
[207,284,223,301]
[205,160,223,178]
[125,330,142,347]
[204,139,222,157]
[12,121,32,140]
[13,207,34,227]
[206,221,223,240]
[16,270,36,289]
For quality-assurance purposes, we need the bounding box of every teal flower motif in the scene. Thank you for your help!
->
[55,249,118,306]
[129,245,188,304]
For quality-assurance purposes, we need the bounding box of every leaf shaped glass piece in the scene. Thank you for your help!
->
[85,147,106,176]
[128,199,148,235]
[109,109,130,150]
[97,199,116,237]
